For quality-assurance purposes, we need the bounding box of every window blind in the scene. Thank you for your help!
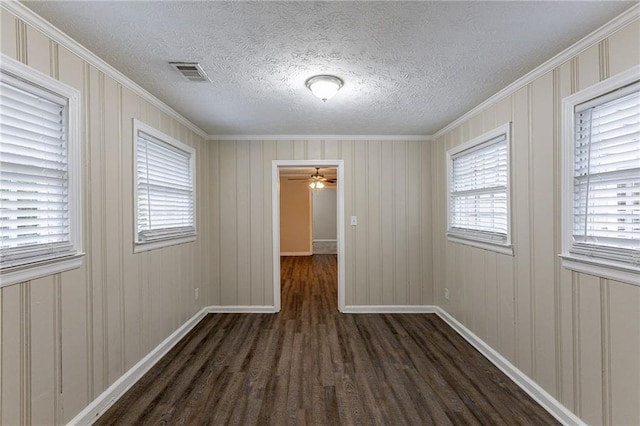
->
[449,134,509,243]
[136,130,194,242]
[0,74,72,268]
[572,84,640,265]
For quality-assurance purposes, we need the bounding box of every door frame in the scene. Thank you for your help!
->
[272,159,345,312]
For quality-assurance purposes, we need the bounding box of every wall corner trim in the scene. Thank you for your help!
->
[1,1,209,140]
[435,307,587,426]
[66,307,210,425]
[432,3,640,140]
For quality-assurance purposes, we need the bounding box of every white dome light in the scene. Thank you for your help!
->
[305,75,344,101]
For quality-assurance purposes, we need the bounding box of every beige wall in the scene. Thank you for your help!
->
[0,13,435,423]
[431,20,640,426]
[210,139,434,307]
[0,8,214,424]
[279,177,312,254]
[2,2,637,425]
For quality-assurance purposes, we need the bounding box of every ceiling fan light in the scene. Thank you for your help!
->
[305,75,343,101]
[309,181,325,189]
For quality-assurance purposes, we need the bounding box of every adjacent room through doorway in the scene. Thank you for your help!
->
[278,165,338,310]
[272,160,345,312]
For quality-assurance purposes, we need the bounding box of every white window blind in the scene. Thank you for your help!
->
[0,73,73,268]
[448,129,510,247]
[571,83,640,266]
[136,128,195,243]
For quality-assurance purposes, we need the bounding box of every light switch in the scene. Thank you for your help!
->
[351,216,357,226]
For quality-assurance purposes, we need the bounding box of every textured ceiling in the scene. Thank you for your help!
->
[23,1,636,136]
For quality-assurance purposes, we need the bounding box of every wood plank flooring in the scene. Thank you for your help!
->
[96,255,559,425]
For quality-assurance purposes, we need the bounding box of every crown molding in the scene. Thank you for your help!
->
[208,134,433,141]
[3,3,432,144]
[432,3,640,140]
[7,0,636,143]
[2,0,209,140]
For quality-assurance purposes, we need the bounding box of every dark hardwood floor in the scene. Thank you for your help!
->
[96,255,559,425]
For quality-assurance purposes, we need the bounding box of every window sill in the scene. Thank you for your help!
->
[447,235,514,256]
[560,254,639,286]
[0,253,85,288]
[134,234,197,253]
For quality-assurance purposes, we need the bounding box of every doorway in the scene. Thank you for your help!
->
[271,160,345,312]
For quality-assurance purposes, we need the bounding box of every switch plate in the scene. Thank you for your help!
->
[350,216,357,226]
[444,288,450,300]
[195,288,199,300]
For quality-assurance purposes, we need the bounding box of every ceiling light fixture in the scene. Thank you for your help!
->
[305,75,344,101]
[309,181,325,189]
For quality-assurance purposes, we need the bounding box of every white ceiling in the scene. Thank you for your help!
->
[23,1,636,136]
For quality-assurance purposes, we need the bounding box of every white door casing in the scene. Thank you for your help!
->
[272,160,345,312]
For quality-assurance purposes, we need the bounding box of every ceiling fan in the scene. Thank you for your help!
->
[288,167,336,188]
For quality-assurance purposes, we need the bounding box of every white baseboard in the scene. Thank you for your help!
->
[280,251,312,256]
[434,307,585,426]
[313,239,338,255]
[68,303,584,426]
[208,305,277,313]
[342,305,438,314]
[67,306,210,425]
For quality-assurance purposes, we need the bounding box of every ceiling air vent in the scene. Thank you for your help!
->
[169,62,211,82]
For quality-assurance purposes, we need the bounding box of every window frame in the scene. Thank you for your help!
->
[560,65,640,286]
[133,119,196,253]
[0,54,83,287]
[446,123,513,255]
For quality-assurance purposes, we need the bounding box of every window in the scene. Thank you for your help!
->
[0,55,82,287]
[133,120,196,252]
[562,67,639,285]
[447,123,512,255]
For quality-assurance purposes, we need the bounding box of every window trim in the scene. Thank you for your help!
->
[560,65,640,286]
[0,54,83,288]
[446,123,513,256]
[132,119,196,253]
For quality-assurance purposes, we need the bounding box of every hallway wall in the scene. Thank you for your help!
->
[208,139,434,307]
[431,17,640,426]
[313,188,337,241]
[1,2,637,425]
[0,5,213,423]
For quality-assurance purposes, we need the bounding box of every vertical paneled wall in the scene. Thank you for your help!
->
[209,139,434,307]
[431,20,640,425]
[0,8,213,424]
[3,3,634,425]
